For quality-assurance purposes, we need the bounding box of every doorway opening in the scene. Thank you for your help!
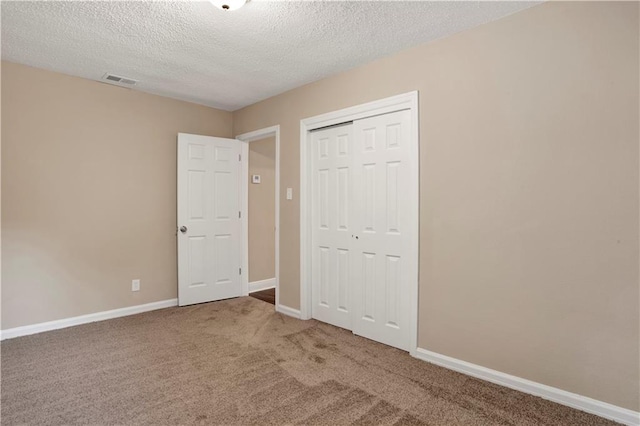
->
[237,126,281,309]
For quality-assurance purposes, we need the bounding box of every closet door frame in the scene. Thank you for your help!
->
[300,91,419,356]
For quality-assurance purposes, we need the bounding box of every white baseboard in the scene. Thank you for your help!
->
[276,304,301,319]
[249,278,276,293]
[0,299,178,341]
[414,348,639,426]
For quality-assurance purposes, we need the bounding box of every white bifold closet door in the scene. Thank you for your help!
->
[311,109,413,351]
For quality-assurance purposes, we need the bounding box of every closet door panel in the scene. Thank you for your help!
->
[311,124,354,330]
[352,110,412,351]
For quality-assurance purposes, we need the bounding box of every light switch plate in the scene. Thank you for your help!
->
[286,188,293,200]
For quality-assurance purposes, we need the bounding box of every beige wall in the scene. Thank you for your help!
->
[248,136,276,283]
[233,2,639,411]
[1,61,233,329]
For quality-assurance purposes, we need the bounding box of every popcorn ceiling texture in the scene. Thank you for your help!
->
[1,1,539,111]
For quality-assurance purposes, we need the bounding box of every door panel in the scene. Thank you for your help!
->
[178,133,242,306]
[352,110,413,351]
[311,124,354,330]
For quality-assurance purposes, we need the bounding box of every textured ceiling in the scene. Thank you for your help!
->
[1,1,540,111]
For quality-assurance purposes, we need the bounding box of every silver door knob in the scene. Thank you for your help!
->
[180,226,187,233]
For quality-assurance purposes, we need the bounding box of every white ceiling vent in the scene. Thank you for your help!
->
[101,73,137,86]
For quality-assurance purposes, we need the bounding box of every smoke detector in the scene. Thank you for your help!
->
[101,73,138,86]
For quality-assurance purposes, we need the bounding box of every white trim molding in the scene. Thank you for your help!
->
[249,278,276,293]
[275,304,301,319]
[415,348,640,426]
[299,91,420,356]
[0,299,178,341]
[236,125,280,309]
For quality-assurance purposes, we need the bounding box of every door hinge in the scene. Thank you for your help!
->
[239,268,242,275]
[238,211,241,219]
[239,154,241,161]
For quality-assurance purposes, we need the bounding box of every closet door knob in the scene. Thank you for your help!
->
[180,226,188,233]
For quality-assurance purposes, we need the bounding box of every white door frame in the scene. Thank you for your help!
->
[236,125,281,308]
[300,91,420,355]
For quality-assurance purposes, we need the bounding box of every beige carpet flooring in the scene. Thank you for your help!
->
[1,297,619,425]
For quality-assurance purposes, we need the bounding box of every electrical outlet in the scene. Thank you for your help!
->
[132,279,140,292]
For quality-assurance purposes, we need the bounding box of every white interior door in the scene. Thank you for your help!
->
[310,109,415,351]
[311,124,354,330]
[177,133,243,306]
[351,109,414,351]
